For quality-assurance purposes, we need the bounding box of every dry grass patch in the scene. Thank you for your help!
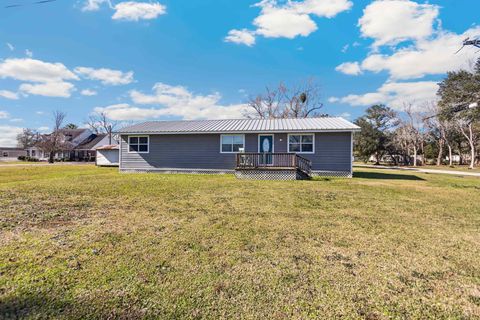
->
[0,165,479,319]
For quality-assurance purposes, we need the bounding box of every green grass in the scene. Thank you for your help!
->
[1,165,479,319]
[354,161,480,173]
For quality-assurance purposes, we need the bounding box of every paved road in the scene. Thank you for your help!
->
[355,164,480,177]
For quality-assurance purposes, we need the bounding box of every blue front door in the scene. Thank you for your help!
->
[259,135,273,165]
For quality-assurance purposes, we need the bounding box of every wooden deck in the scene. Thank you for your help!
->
[235,153,312,180]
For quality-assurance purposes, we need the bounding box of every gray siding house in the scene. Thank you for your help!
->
[118,117,360,179]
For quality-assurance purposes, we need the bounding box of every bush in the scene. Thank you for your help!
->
[17,156,26,161]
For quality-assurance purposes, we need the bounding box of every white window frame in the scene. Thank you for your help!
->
[128,135,150,154]
[287,133,315,154]
[220,134,245,154]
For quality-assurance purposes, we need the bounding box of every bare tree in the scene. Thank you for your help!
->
[37,111,68,163]
[16,128,40,149]
[245,79,325,119]
[86,111,118,144]
[457,120,478,169]
[402,104,425,166]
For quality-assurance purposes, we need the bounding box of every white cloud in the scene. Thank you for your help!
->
[36,111,45,115]
[0,90,19,100]
[335,61,362,75]
[253,5,317,39]
[361,27,480,80]
[81,0,112,11]
[80,89,98,96]
[74,67,134,85]
[95,82,247,120]
[37,126,50,133]
[112,1,166,21]
[337,112,351,119]
[25,49,33,58]
[6,43,14,51]
[0,125,22,147]
[0,111,9,119]
[9,118,23,123]
[332,80,439,110]
[0,58,78,83]
[224,29,256,46]
[226,0,352,45]
[19,82,75,98]
[359,0,439,47]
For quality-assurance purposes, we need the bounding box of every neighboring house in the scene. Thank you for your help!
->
[27,129,117,161]
[0,147,27,161]
[96,145,119,167]
[118,117,360,179]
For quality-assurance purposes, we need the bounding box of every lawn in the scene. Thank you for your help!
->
[0,165,479,319]
[354,161,480,173]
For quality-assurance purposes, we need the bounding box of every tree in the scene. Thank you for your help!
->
[86,111,118,144]
[64,123,78,129]
[402,104,425,166]
[438,59,480,169]
[354,105,398,164]
[16,128,40,149]
[424,102,458,166]
[36,111,68,163]
[244,79,325,119]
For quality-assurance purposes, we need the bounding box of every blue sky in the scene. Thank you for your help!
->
[0,0,479,146]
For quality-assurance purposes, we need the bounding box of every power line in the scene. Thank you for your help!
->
[4,0,57,9]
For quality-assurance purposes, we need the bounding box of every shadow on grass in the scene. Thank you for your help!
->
[354,171,425,181]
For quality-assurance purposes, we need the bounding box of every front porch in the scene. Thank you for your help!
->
[235,153,312,180]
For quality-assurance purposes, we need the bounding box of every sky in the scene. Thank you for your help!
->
[0,0,479,146]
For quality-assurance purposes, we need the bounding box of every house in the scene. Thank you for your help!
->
[0,147,27,161]
[118,117,360,179]
[96,145,119,166]
[27,128,117,161]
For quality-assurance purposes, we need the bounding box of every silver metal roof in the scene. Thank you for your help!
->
[118,117,360,134]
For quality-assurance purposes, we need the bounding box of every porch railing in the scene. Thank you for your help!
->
[236,153,312,175]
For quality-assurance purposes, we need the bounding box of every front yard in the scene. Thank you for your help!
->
[0,165,479,319]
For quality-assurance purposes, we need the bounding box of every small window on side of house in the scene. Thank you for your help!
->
[2,151,8,157]
[128,136,149,153]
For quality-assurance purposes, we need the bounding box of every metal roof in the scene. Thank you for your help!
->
[118,117,360,134]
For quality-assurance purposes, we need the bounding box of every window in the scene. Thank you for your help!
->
[129,136,149,153]
[288,134,314,153]
[31,150,36,157]
[221,134,244,153]
[2,151,8,157]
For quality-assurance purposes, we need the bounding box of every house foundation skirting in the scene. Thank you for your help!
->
[119,168,352,179]
[235,169,310,180]
[120,168,234,175]
[311,170,352,178]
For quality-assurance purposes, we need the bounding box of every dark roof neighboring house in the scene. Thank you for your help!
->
[59,129,90,141]
[75,134,107,151]
[118,117,361,134]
